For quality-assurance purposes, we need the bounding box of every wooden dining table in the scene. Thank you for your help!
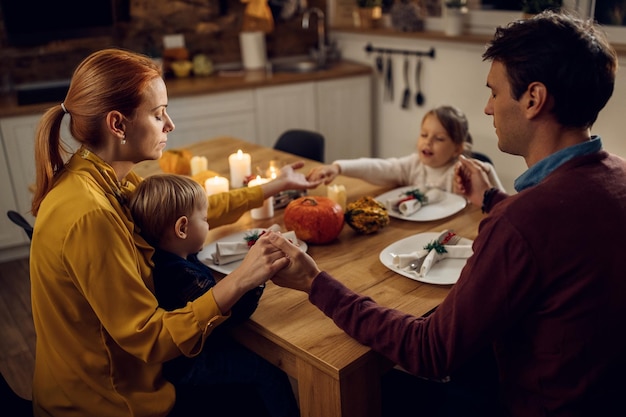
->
[134,136,485,417]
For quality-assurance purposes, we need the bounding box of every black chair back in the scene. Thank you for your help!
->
[471,151,494,166]
[7,211,33,241]
[273,129,325,163]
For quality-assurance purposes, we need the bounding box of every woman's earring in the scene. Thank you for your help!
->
[121,135,126,145]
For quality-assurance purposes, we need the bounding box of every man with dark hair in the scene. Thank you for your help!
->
[267,11,626,417]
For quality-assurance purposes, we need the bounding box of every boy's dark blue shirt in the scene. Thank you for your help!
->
[151,247,265,381]
[152,247,264,323]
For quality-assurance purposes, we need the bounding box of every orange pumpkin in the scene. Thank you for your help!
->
[283,196,344,244]
[158,149,193,175]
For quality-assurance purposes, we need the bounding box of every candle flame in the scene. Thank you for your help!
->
[237,149,243,158]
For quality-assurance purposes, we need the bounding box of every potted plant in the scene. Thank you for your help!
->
[522,0,562,15]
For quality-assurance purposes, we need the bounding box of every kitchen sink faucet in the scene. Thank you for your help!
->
[302,7,326,67]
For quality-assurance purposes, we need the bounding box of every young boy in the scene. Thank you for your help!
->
[129,174,299,417]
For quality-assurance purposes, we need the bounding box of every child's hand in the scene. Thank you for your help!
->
[306,164,340,184]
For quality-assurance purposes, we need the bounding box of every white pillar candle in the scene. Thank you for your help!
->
[190,156,208,176]
[248,176,274,220]
[204,176,229,196]
[228,149,252,188]
[327,184,347,210]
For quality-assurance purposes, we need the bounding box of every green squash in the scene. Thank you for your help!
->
[344,196,390,234]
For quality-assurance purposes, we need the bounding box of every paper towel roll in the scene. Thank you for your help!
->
[239,31,267,70]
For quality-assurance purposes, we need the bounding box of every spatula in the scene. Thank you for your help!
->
[401,54,411,109]
[415,56,425,106]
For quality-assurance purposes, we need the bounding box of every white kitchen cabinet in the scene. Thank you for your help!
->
[0,113,73,260]
[254,76,373,162]
[316,75,372,161]
[0,133,28,251]
[1,114,40,228]
[254,83,317,148]
[0,114,40,261]
[167,90,257,148]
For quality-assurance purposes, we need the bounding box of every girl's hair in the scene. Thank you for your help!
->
[128,174,207,246]
[425,105,473,154]
[31,48,162,215]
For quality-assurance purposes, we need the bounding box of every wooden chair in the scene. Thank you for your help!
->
[7,211,33,241]
[273,129,325,163]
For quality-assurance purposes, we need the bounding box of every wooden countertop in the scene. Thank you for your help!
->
[0,60,372,118]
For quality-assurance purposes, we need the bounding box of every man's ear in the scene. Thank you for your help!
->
[525,81,548,119]
[174,216,188,239]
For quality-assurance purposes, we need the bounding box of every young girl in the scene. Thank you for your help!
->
[307,105,505,192]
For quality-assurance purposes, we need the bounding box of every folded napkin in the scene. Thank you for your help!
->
[391,230,472,277]
[391,249,430,269]
[386,188,446,216]
[419,244,473,277]
[398,199,422,216]
[211,224,297,265]
[212,240,250,265]
[391,230,453,271]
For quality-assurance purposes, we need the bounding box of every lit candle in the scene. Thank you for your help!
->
[228,149,252,188]
[190,156,208,176]
[248,175,274,219]
[204,176,229,196]
[265,160,279,179]
[327,184,347,210]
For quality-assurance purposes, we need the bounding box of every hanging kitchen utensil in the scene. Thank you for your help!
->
[401,54,411,109]
[384,54,393,102]
[375,52,384,76]
[415,56,425,106]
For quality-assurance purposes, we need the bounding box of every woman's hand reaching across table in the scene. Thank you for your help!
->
[261,161,324,198]
[267,231,321,294]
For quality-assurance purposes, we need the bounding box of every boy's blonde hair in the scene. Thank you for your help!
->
[129,174,207,245]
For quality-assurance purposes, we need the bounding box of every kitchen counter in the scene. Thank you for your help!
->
[0,60,372,118]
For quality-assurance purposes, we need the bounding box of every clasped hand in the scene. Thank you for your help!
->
[454,155,494,207]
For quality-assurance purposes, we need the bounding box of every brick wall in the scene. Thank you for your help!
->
[0,0,324,88]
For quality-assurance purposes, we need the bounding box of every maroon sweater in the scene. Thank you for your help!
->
[310,151,626,416]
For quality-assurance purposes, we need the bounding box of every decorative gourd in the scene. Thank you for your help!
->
[158,149,193,175]
[283,196,344,244]
[344,196,390,234]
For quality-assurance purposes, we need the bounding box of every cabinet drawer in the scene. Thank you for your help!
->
[168,90,255,121]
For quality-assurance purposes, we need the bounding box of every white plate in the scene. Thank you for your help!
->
[379,232,473,285]
[198,229,308,275]
[375,187,467,221]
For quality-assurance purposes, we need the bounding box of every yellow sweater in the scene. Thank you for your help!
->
[30,148,264,416]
